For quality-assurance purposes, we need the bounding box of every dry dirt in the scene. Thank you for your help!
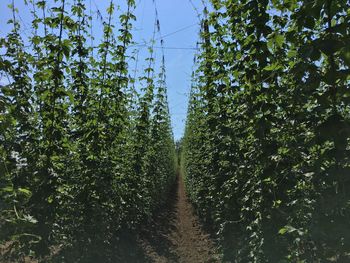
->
[138,175,220,263]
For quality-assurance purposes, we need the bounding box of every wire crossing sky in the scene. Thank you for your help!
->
[0,0,202,140]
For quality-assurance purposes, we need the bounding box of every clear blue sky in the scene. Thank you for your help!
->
[0,0,203,140]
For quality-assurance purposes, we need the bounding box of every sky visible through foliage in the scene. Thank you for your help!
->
[0,0,201,140]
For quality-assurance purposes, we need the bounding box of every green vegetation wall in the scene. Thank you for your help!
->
[0,0,176,261]
[182,0,350,262]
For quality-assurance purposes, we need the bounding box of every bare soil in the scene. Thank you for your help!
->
[138,175,220,263]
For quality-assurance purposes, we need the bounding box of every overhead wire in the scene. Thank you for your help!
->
[129,23,198,49]
[188,0,202,22]
[131,45,197,50]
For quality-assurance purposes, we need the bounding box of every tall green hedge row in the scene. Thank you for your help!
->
[182,0,350,262]
[0,0,176,261]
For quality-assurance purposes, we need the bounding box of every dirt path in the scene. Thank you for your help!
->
[139,175,220,263]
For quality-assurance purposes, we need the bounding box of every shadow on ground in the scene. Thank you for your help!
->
[48,179,179,263]
[137,178,179,262]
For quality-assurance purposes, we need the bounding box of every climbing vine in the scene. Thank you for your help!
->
[0,0,176,261]
[182,0,350,262]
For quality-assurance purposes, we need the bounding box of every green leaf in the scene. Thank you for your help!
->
[278,225,297,235]
[264,62,283,71]
[22,214,38,224]
[2,186,14,192]
[340,46,350,66]
[275,34,285,48]
[17,188,32,198]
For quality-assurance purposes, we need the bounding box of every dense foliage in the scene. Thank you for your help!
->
[0,0,176,261]
[182,0,350,262]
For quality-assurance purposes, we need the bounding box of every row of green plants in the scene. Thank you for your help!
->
[0,0,176,262]
[182,0,350,262]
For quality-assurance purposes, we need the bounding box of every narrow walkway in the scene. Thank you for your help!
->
[139,175,219,263]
